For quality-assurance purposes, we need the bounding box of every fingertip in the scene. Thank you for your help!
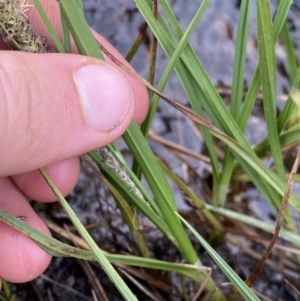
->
[0,221,52,283]
[0,178,52,283]
[11,157,80,202]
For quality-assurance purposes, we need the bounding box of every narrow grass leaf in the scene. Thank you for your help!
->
[177,213,260,301]
[0,209,210,282]
[238,0,292,131]
[257,0,284,177]
[32,0,65,52]
[136,0,220,183]
[123,122,199,263]
[230,0,251,118]
[39,169,138,301]
[140,0,212,137]
[219,0,251,206]
[58,0,103,59]
[125,22,148,62]
[87,150,176,243]
[158,158,224,233]
[276,0,298,82]
[205,205,300,247]
[59,5,71,53]
[134,0,287,212]
[98,41,300,213]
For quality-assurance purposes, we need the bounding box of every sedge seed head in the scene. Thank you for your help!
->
[0,0,49,53]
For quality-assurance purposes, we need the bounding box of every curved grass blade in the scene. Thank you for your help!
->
[0,208,213,283]
[132,0,294,216]
[205,204,300,248]
[39,169,138,301]
[87,151,175,242]
[58,0,103,58]
[32,0,65,52]
[123,122,228,300]
[238,0,292,131]
[177,213,260,301]
[257,0,284,177]
[135,0,219,188]
[123,122,199,262]
[158,158,224,233]
[219,0,251,206]
[98,42,300,213]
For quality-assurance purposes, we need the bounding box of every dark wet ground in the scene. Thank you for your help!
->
[7,1,300,300]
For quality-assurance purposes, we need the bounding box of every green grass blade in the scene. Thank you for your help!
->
[59,5,71,53]
[257,0,284,177]
[218,0,251,206]
[234,67,300,169]
[238,0,292,130]
[230,0,251,118]
[276,0,298,82]
[0,209,223,290]
[134,0,220,183]
[276,66,300,132]
[58,0,103,59]
[123,122,199,263]
[87,151,174,240]
[39,169,138,301]
[140,0,212,137]
[177,213,260,301]
[135,0,247,146]
[125,22,148,62]
[205,204,300,247]
[210,129,300,213]
[278,124,300,149]
[32,0,65,52]
[158,158,224,232]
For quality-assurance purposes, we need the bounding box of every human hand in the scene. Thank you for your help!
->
[0,0,148,287]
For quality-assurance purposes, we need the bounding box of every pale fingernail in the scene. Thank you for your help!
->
[74,64,132,132]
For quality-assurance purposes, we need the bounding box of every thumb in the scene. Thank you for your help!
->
[0,51,135,176]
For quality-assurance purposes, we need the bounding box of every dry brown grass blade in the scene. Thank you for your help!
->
[119,268,166,301]
[284,279,300,300]
[125,21,148,62]
[97,41,223,135]
[245,148,300,287]
[149,130,212,164]
[38,274,92,301]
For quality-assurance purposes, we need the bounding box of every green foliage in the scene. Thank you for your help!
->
[1,0,299,300]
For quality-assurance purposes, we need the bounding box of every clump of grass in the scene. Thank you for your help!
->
[1,0,300,300]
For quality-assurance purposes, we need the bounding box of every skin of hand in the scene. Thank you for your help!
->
[0,0,149,287]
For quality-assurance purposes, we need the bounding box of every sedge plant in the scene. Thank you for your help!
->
[0,0,300,300]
